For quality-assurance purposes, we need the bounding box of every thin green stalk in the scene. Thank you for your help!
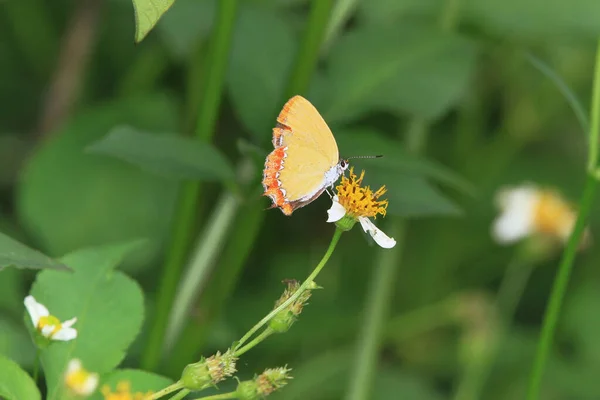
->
[527,39,600,399]
[321,0,360,54]
[344,222,405,400]
[165,193,240,350]
[234,327,274,357]
[192,392,237,400]
[141,0,238,371]
[33,350,39,382]
[284,0,334,98]
[147,381,185,400]
[526,175,598,398]
[169,389,190,400]
[235,228,343,350]
[588,41,600,171]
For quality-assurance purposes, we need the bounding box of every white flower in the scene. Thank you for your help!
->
[327,196,397,249]
[24,295,78,341]
[64,359,99,396]
[492,183,584,245]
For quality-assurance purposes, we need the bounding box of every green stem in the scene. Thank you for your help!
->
[235,228,343,350]
[344,222,406,400]
[165,193,240,350]
[192,392,238,400]
[588,41,600,171]
[527,39,600,400]
[33,349,39,382]
[284,0,334,98]
[526,174,597,398]
[169,389,191,400]
[147,381,185,400]
[234,327,274,357]
[141,0,239,371]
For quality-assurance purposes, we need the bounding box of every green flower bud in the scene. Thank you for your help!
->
[269,280,320,333]
[236,367,292,399]
[236,380,259,400]
[181,349,238,390]
[269,310,295,333]
[181,360,211,390]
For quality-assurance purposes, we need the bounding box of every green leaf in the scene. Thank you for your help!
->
[323,24,478,123]
[0,231,69,272]
[157,0,216,59]
[0,354,41,400]
[226,4,297,141]
[89,369,173,400]
[337,130,475,196]
[29,241,145,400]
[16,95,179,273]
[132,0,176,43]
[0,268,24,314]
[87,126,235,182]
[0,317,35,368]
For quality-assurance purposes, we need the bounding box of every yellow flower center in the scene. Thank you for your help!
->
[101,381,153,400]
[38,315,62,336]
[65,368,91,393]
[335,167,389,219]
[533,190,575,239]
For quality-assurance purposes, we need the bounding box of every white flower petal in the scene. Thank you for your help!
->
[326,196,346,223]
[53,327,78,341]
[24,296,42,327]
[359,217,396,249]
[41,325,55,338]
[81,374,99,395]
[61,318,77,329]
[491,186,538,244]
[67,359,82,375]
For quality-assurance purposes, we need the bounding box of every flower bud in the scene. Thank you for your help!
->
[181,349,237,390]
[235,367,292,400]
[269,280,319,333]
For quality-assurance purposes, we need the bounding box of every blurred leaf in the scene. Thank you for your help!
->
[338,130,475,196]
[323,24,478,123]
[463,0,600,40]
[0,231,69,272]
[563,282,600,365]
[89,369,173,400]
[17,95,179,273]
[87,126,235,182]
[131,0,176,43]
[0,268,25,316]
[0,354,40,400]
[373,368,442,400]
[226,4,297,141]
[0,317,35,367]
[30,241,144,399]
[357,0,439,25]
[157,0,216,59]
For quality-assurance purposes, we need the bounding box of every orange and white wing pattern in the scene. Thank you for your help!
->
[262,96,341,216]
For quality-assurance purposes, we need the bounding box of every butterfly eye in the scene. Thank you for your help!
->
[340,160,349,170]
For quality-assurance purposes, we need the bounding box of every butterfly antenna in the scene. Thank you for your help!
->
[346,154,383,160]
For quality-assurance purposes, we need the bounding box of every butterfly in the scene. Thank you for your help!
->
[262,95,348,215]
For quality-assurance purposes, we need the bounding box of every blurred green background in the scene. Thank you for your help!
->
[2,0,600,398]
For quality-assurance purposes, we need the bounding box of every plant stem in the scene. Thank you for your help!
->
[165,192,240,350]
[147,381,184,400]
[527,40,600,399]
[284,0,333,98]
[169,389,190,400]
[192,392,238,400]
[235,228,343,350]
[33,349,39,382]
[345,222,405,400]
[234,327,274,357]
[141,0,238,371]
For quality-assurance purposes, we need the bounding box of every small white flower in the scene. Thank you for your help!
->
[492,183,587,246]
[64,359,99,396]
[327,196,397,249]
[24,295,78,341]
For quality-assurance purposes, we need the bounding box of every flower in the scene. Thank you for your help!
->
[236,367,292,400]
[326,168,396,249]
[492,183,590,246]
[24,295,77,341]
[64,359,99,397]
[101,381,152,400]
[181,349,238,390]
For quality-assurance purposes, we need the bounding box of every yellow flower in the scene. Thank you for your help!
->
[326,168,396,248]
[64,359,99,397]
[101,381,153,400]
[492,183,590,246]
[24,295,77,341]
